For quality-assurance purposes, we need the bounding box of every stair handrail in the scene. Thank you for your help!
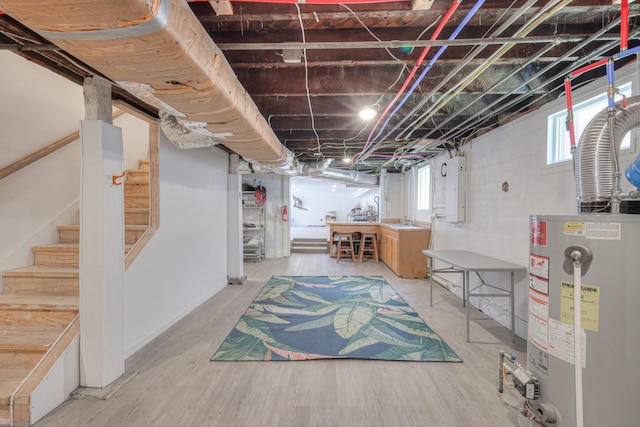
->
[0,110,124,181]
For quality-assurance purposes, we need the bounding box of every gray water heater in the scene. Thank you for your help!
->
[527,214,640,426]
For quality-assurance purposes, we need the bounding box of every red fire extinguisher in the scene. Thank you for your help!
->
[282,205,288,222]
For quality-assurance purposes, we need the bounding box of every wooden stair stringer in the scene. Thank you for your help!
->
[124,148,159,270]
[12,315,80,427]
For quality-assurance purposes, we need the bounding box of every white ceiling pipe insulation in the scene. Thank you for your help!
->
[0,0,292,166]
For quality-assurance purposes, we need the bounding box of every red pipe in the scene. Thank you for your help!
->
[564,78,577,149]
[621,0,629,51]
[569,58,608,78]
[357,0,461,158]
[189,0,405,3]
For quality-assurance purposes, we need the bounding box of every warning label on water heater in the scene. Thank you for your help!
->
[564,221,621,240]
[548,318,586,368]
[560,281,600,332]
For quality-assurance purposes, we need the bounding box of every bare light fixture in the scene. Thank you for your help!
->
[358,107,377,121]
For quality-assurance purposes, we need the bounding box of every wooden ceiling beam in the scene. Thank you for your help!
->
[208,0,233,16]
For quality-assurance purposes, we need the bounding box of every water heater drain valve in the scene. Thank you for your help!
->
[498,351,540,400]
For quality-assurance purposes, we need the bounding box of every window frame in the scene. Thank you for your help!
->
[416,163,431,212]
[546,79,636,169]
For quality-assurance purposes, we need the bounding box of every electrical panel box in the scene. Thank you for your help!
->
[444,156,465,223]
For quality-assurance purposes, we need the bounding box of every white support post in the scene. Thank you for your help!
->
[79,75,125,388]
[227,154,245,284]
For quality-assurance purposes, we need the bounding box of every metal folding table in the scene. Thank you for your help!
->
[423,249,526,343]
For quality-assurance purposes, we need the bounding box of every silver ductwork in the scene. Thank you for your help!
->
[315,168,379,186]
[575,95,640,211]
[238,159,379,186]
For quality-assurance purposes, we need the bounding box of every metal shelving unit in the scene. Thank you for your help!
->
[242,191,265,261]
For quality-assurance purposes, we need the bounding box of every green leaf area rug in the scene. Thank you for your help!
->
[211,276,461,362]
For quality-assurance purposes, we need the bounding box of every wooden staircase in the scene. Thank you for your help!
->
[0,159,150,426]
[290,238,329,254]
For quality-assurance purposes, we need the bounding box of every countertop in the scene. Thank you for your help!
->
[328,222,430,231]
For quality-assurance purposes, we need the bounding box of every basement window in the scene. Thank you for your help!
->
[417,164,431,211]
[547,81,633,165]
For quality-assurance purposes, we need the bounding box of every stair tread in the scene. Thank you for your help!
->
[3,265,79,278]
[0,325,65,346]
[58,224,148,231]
[33,244,132,252]
[0,368,31,379]
[32,243,78,252]
[125,208,150,212]
[0,293,79,309]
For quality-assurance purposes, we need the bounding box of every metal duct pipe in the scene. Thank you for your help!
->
[576,95,640,210]
[317,168,379,186]
[238,159,379,185]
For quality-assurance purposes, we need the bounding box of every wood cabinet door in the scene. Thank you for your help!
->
[379,233,389,264]
[389,235,399,272]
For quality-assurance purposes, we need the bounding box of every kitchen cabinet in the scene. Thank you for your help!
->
[329,222,430,278]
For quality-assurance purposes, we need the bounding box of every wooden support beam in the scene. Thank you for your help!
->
[412,0,434,10]
[83,75,112,124]
[209,0,233,16]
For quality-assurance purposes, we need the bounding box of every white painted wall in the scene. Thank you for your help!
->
[0,53,85,290]
[0,52,85,169]
[415,63,640,338]
[30,335,80,425]
[380,171,403,219]
[116,114,150,169]
[123,135,229,357]
[290,177,379,226]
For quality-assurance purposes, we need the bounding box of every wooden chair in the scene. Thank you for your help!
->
[335,232,356,263]
[359,232,379,263]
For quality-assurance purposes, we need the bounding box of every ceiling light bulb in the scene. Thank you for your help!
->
[343,157,351,163]
[358,107,377,121]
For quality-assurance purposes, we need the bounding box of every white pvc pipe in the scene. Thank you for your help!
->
[573,259,584,427]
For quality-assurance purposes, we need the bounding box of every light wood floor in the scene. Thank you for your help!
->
[35,254,526,427]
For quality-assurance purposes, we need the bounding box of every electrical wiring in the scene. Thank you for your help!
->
[420,42,557,139]
[337,4,432,158]
[294,3,322,157]
[400,0,573,141]
[340,4,407,66]
[435,25,633,143]
[365,0,545,152]
[352,0,461,162]
[502,364,514,387]
[355,0,485,163]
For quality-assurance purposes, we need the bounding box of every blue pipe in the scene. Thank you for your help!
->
[368,0,485,146]
[626,154,640,188]
[615,44,640,60]
[606,60,615,109]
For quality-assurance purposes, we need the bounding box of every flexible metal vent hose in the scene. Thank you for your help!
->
[576,95,640,203]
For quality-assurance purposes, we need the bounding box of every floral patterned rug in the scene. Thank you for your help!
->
[211,276,461,362]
